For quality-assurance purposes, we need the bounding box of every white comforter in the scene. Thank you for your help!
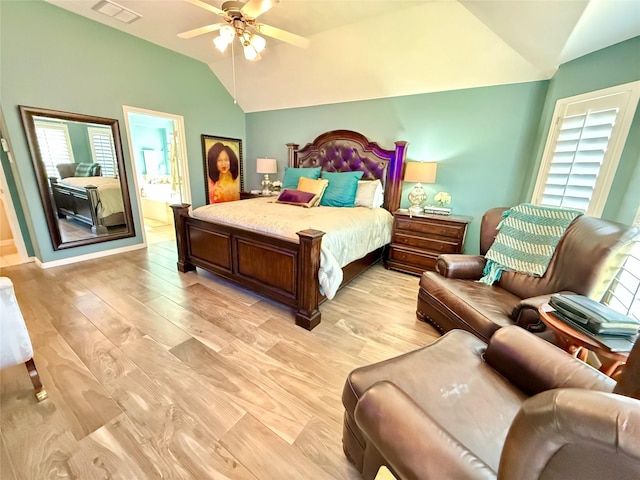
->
[192,197,393,299]
[59,176,124,218]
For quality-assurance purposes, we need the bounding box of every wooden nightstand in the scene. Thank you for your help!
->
[386,210,472,275]
[240,191,279,199]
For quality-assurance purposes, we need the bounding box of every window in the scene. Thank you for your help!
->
[34,121,75,177]
[602,210,640,322]
[88,126,117,177]
[531,81,640,216]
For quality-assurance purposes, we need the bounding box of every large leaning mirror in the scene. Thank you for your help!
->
[19,106,135,250]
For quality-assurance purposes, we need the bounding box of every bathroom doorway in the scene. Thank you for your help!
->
[123,107,190,245]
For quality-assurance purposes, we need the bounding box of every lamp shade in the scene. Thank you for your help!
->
[404,162,437,183]
[257,157,277,174]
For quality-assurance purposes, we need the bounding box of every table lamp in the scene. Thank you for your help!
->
[404,162,437,215]
[257,158,277,195]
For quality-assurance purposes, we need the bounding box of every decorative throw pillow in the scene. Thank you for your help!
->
[75,162,100,177]
[276,189,317,208]
[355,179,384,208]
[282,166,322,190]
[297,177,329,207]
[319,171,364,207]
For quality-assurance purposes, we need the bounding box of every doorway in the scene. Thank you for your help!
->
[0,112,29,267]
[123,107,190,245]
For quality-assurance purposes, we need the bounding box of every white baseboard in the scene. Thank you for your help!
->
[35,243,147,269]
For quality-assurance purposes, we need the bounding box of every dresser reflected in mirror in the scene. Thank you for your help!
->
[19,106,135,250]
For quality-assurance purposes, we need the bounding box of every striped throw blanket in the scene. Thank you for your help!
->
[479,203,583,285]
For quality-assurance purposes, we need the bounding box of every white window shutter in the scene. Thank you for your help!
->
[88,127,117,177]
[602,211,640,322]
[531,81,640,217]
[34,122,75,178]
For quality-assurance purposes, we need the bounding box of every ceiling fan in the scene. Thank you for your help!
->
[178,0,310,61]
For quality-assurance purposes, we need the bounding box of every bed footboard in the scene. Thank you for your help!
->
[49,178,107,234]
[171,204,325,330]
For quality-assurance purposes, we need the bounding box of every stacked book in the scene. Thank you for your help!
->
[549,293,639,352]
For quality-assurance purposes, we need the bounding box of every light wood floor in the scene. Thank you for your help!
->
[0,237,440,480]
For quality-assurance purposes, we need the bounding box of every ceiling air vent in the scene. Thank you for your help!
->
[92,0,142,24]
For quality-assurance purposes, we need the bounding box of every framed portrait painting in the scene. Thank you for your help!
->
[202,135,244,204]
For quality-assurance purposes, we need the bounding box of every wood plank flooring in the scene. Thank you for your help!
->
[0,235,440,480]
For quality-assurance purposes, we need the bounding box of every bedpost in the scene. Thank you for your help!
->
[296,229,325,330]
[286,143,299,168]
[387,141,408,212]
[171,203,196,273]
[86,185,107,235]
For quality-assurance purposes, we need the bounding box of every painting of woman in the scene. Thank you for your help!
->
[206,141,240,203]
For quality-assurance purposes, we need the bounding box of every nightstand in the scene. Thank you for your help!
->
[240,191,279,199]
[386,210,472,275]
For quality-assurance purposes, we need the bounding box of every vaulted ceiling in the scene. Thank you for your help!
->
[45,0,640,112]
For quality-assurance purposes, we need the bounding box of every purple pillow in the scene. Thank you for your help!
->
[276,189,317,207]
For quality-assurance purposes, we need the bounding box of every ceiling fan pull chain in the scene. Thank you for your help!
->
[231,41,237,104]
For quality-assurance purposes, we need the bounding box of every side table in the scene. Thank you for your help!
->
[539,303,629,378]
[386,209,472,275]
[240,191,279,199]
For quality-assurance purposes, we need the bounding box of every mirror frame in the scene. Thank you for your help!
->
[19,105,135,250]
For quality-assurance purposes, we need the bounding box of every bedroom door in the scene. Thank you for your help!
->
[123,107,191,244]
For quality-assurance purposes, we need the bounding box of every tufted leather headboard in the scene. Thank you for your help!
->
[286,130,408,212]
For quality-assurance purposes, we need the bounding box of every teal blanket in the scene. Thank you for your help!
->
[479,203,583,285]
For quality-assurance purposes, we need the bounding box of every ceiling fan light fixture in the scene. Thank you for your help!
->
[213,34,231,52]
[243,43,261,61]
[250,34,266,53]
[220,24,235,41]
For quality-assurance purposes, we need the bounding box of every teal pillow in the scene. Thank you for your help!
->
[282,167,321,190]
[75,162,100,177]
[319,171,364,207]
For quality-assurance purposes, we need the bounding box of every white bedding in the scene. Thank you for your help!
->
[59,176,124,218]
[192,197,393,299]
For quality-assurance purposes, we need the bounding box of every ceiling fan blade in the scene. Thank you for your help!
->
[256,23,310,48]
[182,0,225,17]
[178,23,224,39]
[241,0,278,19]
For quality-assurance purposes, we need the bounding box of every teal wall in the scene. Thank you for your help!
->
[2,0,638,263]
[0,0,244,262]
[246,82,549,253]
[526,37,640,225]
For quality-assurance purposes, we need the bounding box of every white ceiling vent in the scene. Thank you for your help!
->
[92,0,142,24]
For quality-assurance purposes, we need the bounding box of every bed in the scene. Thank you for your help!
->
[171,129,408,330]
[49,175,126,235]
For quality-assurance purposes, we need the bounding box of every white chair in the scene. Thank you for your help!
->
[0,277,47,401]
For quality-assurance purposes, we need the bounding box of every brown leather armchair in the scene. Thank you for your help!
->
[342,326,640,480]
[416,207,633,342]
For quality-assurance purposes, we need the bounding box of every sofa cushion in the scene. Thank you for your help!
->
[419,271,520,341]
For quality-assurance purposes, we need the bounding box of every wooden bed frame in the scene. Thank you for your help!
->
[171,130,407,330]
[49,177,125,235]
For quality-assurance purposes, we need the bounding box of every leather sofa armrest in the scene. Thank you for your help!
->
[511,291,574,331]
[354,381,496,480]
[499,389,640,480]
[484,326,615,397]
[435,255,486,279]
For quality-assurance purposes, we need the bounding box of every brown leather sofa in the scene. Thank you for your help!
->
[417,207,633,342]
[342,325,640,480]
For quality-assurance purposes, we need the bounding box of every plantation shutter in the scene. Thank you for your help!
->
[602,213,640,322]
[88,127,117,177]
[34,121,75,177]
[531,82,640,217]
[541,107,617,212]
